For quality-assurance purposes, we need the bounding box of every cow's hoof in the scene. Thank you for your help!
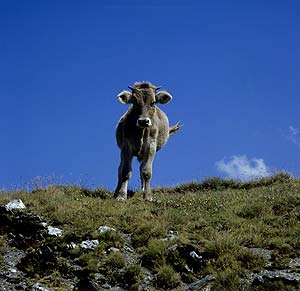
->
[143,194,153,202]
[114,192,127,201]
[116,196,127,202]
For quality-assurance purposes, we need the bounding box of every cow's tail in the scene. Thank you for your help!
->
[169,122,183,136]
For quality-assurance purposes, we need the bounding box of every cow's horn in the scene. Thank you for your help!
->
[128,86,134,90]
[155,86,162,90]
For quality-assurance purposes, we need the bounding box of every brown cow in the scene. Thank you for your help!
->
[114,82,181,201]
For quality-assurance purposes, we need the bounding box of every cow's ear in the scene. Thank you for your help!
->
[156,91,172,104]
[117,91,132,104]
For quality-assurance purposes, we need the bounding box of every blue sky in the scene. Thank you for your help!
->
[1,1,300,190]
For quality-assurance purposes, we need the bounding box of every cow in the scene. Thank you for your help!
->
[114,82,181,201]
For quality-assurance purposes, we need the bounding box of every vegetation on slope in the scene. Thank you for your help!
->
[1,173,300,290]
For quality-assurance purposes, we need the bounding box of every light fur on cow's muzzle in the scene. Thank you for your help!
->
[136,117,152,128]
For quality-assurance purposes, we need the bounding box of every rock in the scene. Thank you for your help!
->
[76,278,101,291]
[108,247,120,253]
[5,199,26,210]
[98,226,116,234]
[141,267,154,291]
[289,257,300,268]
[101,283,112,289]
[167,243,209,273]
[0,279,28,291]
[119,233,139,266]
[1,246,26,284]
[67,242,77,249]
[94,273,106,282]
[188,275,215,290]
[252,270,300,286]
[248,247,272,267]
[123,244,134,253]
[3,247,26,269]
[204,286,213,291]
[80,239,99,250]
[0,205,47,242]
[32,283,54,291]
[47,226,63,237]
[162,230,177,241]
[190,251,203,262]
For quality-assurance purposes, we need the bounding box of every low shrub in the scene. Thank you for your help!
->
[105,251,125,270]
[132,223,165,248]
[141,239,167,269]
[154,264,180,289]
[123,264,143,287]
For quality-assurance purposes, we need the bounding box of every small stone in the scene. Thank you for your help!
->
[32,283,54,291]
[5,267,20,279]
[190,251,203,262]
[47,226,63,237]
[98,226,116,234]
[161,230,177,241]
[95,272,106,282]
[67,242,77,249]
[9,267,17,273]
[289,257,300,268]
[251,270,300,285]
[247,247,272,267]
[102,283,112,289]
[189,275,215,290]
[80,239,99,249]
[5,199,26,210]
[108,247,120,253]
[123,245,134,253]
[184,264,192,272]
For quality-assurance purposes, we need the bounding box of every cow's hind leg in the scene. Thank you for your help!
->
[114,147,133,200]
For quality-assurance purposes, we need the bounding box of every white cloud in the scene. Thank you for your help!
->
[216,155,270,181]
[287,125,300,148]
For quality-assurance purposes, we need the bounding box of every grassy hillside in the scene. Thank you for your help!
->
[1,173,300,290]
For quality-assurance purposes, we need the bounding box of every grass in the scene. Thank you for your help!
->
[123,263,143,288]
[1,173,300,289]
[154,264,181,289]
[0,235,7,270]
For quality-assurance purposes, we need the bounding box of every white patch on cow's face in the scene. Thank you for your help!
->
[136,117,152,128]
[117,90,132,104]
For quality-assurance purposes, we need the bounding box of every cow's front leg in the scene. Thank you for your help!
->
[114,146,133,200]
[140,140,156,201]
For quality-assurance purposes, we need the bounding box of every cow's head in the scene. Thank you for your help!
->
[117,82,172,128]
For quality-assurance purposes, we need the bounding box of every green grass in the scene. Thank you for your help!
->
[0,235,7,270]
[154,264,181,289]
[123,263,143,288]
[1,173,300,289]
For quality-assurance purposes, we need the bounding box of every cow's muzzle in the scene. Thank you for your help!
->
[137,117,152,128]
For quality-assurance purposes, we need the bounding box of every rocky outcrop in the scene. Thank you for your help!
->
[1,199,300,290]
[0,200,215,290]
